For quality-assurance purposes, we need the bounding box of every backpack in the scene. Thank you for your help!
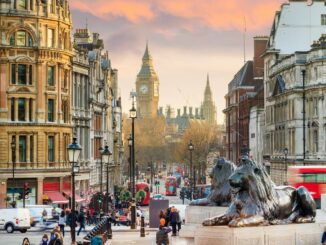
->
[91,236,103,245]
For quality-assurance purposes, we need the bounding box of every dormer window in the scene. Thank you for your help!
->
[10,30,33,47]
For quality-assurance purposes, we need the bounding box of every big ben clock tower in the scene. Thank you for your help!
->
[136,43,159,118]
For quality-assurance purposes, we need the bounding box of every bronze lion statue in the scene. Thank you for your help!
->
[190,157,235,206]
[203,159,316,227]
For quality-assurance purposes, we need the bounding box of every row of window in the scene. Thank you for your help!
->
[300,173,326,183]
[12,135,54,163]
[10,97,69,123]
[11,64,55,86]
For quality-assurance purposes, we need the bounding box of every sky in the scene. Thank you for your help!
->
[70,0,285,124]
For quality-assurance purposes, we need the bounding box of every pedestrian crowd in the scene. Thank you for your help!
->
[156,206,182,245]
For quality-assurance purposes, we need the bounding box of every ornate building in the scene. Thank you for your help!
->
[0,0,75,208]
[263,0,326,185]
[201,75,217,125]
[136,43,159,118]
[73,28,123,193]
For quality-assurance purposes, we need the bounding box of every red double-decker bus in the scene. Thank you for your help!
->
[288,166,326,208]
[136,182,150,206]
[165,176,177,196]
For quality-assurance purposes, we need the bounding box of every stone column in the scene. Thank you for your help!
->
[37,177,43,205]
[14,98,18,121]
[26,134,30,163]
[25,98,29,122]
[26,0,30,10]
[0,179,7,208]
[58,65,62,122]
[36,62,44,122]
[0,63,7,120]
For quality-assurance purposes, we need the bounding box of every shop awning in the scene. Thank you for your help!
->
[63,191,85,203]
[44,192,68,204]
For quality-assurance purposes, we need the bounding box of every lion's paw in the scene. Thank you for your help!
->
[228,219,243,227]
[202,218,214,226]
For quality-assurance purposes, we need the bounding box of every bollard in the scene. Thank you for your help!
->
[140,215,145,237]
[107,217,112,239]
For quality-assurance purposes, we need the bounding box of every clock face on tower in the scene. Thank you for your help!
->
[140,84,148,94]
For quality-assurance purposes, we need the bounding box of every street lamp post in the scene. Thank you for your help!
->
[188,141,194,199]
[283,147,289,185]
[11,138,16,208]
[99,146,104,193]
[129,96,137,229]
[102,144,112,213]
[128,135,132,192]
[67,137,82,245]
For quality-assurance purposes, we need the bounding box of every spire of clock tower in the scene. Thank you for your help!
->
[136,42,160,118]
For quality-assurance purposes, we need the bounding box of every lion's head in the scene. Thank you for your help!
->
[228,160,279,218]
[210,158,235,190]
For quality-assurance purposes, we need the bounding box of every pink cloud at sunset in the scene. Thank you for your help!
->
[70,0,284,31]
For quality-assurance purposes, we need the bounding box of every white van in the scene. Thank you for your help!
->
[0,208,31,233]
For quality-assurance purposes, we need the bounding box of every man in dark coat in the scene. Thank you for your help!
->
[169,208,178,236]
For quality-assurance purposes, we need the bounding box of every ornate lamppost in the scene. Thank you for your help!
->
[188,141,194,199]
[11,138,16,208]
[99,146,104,193]
[67,137,82,245]
[128,135,132,192]
[102,144,112,212]
[129,96,137,229]
[283,147,289,185]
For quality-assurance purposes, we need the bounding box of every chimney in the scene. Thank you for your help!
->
[177,109,181,117]
[183,106,187,116]
[189,107,193,118]
[253,36,269,79]
[195,108,199,118]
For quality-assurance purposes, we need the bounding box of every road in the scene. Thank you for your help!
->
[0,179,193,244]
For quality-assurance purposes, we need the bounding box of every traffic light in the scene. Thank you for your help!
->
[24,182,30,198]
[98,195,103,204]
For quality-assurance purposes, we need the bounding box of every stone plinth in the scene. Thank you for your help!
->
[185,205,228,224]
[194,222,326,245]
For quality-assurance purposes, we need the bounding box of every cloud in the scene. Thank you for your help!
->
[70,0,284,31]
[69,0,155,22]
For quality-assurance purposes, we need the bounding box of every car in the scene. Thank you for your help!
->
[152,194,165,200]
[0,208,31,233]
[26,205,62,226]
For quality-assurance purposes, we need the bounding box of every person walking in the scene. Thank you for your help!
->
[77,210,86,236]
[156,219,172,245]
[42,209,48,224]
[169,207,178,236]
[176,210,182,233]
[58,211,65,237]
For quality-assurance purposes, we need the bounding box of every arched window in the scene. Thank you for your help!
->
[10,30,33,47]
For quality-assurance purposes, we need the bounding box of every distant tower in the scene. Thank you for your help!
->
[136,43,159,118]
[201,74,217,124]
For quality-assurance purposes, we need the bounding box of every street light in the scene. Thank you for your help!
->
[102,144,112,212]
[188,141,194,199]
[129,95,137,229]
[11,137,16,208]
[283,147,289,185]
[67,137,82,245]
[99,146,104,193]
[128,135,132,192]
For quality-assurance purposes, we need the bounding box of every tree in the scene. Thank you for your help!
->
[123,115,168,168]
[176,121,221,182]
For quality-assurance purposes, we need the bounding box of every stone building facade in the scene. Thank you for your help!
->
[263,0,326,185]
[0,0,75,208]
[73,28,122,194]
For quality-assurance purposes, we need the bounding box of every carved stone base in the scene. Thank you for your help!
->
[194,222,326,245]
[185,205,228,224]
